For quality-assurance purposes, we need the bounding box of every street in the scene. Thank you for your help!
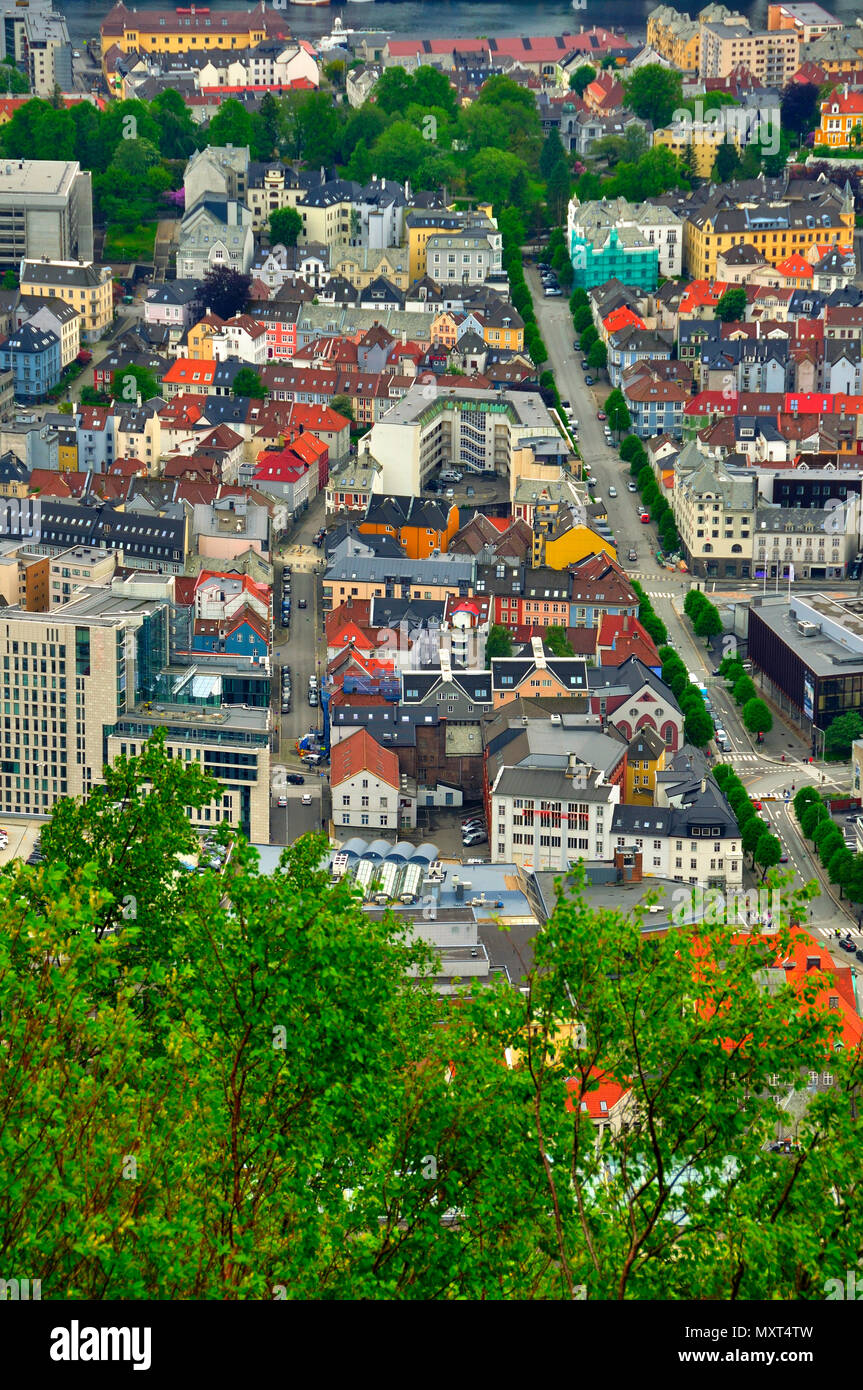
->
[269,493,328,842]
[528,262,857,955]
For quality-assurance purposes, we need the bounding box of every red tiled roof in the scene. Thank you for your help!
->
[331,727,400,791]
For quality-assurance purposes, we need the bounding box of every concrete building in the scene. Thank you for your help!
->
[183,144,250,212]
[0,161,93,268]
[48,546,118,608]
[366,384,563,496]
[747,592,863,749]
[699,20,799,83]
[673,454,757,579]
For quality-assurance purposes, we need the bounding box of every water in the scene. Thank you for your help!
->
[65,0,841,52]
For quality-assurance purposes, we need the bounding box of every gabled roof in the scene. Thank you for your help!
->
[330,727,400,791]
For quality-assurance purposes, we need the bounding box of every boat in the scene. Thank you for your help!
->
[292,0,330,8]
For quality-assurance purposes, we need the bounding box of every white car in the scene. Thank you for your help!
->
[301,793,312,805]
[608,486,617,497]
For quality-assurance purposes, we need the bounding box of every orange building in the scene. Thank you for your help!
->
[359,494,459,561]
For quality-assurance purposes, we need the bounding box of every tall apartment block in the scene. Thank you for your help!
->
[0,160,94,268]
[0,588,271,841]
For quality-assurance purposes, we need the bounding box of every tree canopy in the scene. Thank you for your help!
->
[3,735,860,1298]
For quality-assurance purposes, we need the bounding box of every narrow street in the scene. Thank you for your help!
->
[526,259,856,946]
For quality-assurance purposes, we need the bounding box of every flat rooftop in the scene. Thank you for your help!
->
[751,592,863,677]
[118,701,270,733]
[0,160,79,198]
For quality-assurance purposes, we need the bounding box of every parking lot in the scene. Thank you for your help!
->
[0,819,44,868]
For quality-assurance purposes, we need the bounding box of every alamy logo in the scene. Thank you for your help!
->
[670,101,781,157]
[825,1270,863,1300]
[49,1321,152,1372]
[0,1277,41,1299]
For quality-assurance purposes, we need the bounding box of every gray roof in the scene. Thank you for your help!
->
[325,552,474,584]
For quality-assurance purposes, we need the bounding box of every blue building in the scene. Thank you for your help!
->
[0,322,62,403]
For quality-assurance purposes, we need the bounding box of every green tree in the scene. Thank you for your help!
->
[370,121,428,184]
[111,365,161,403]
[329,394,355,423]
[206,97,256,150]
[468,147,528,207]
[824,711,863,760]
[712,137,741,184]
[716,287,748,323]
[743,698,773,742]
[753,830,782,880]
[741,815,764,860]
[793,786,822,820]
[620,434,644,462]
[843,854,863,906]
[0,59,29,95]
[684,704,714,748]
[233,368,267,400]
[587,339,608,373]
[694,604,723,643]
[268,206,303,249]
[1,269,17,289]
[623,65,684,129]
[545,625,574,657]
[605,388,631,435]
[569,65,596,97]
[800,802,829,840]
[200,266,251,320]
[579,325,599,354]
[485,624,514,659]
[732,674,757,706]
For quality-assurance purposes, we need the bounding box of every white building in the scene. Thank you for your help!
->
[331,727,416,831]
[491,760,620,869]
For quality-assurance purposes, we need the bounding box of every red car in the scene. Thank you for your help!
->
[597,410,607,421]
[639,511,650,523]
[751,800,762,811]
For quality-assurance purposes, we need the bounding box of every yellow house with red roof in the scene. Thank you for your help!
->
[815,86,863,146]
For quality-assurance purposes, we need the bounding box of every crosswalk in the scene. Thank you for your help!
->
[815,925,863,945]
[644,590,677,600]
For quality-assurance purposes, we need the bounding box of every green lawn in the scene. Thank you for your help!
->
[103,222,158,262]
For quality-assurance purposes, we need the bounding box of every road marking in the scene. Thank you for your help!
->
[644,591,676,599]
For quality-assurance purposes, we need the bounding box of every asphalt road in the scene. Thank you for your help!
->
[528,264,665,580]
[269,494,328,842]
[529,262,858,951]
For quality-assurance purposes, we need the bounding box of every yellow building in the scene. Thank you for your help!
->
[479,305,524,352]
[534,505,617,569]
[186,316,221,361]
[100,1,277,78]
[57,427,78,473]
[814,87,863,148]
[684,188,854,279]
[646,4,703,75]
[653,121,744,178]
[624,727,667,805]
[405,204,492,283]
[330,246,410,291]
[19,260,113,343]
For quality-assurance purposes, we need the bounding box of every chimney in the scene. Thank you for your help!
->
[701,777,706,794]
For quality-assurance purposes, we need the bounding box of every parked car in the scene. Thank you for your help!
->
[628,481,637,492]
[640,511,650,523]
[445,488,455,498]
[466,485,475,496]
[586,476,596,488]
[308,691,318,706]
[581,360,589,370]
[462,830,488,846]
[544,287,562,296]
[584,375,594,385]
[461,816,485,829]
[596,410,607,421]
[309,675,318,689]
[608,485,617,497]
[287,773,305,786]
[561,399,571,410]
